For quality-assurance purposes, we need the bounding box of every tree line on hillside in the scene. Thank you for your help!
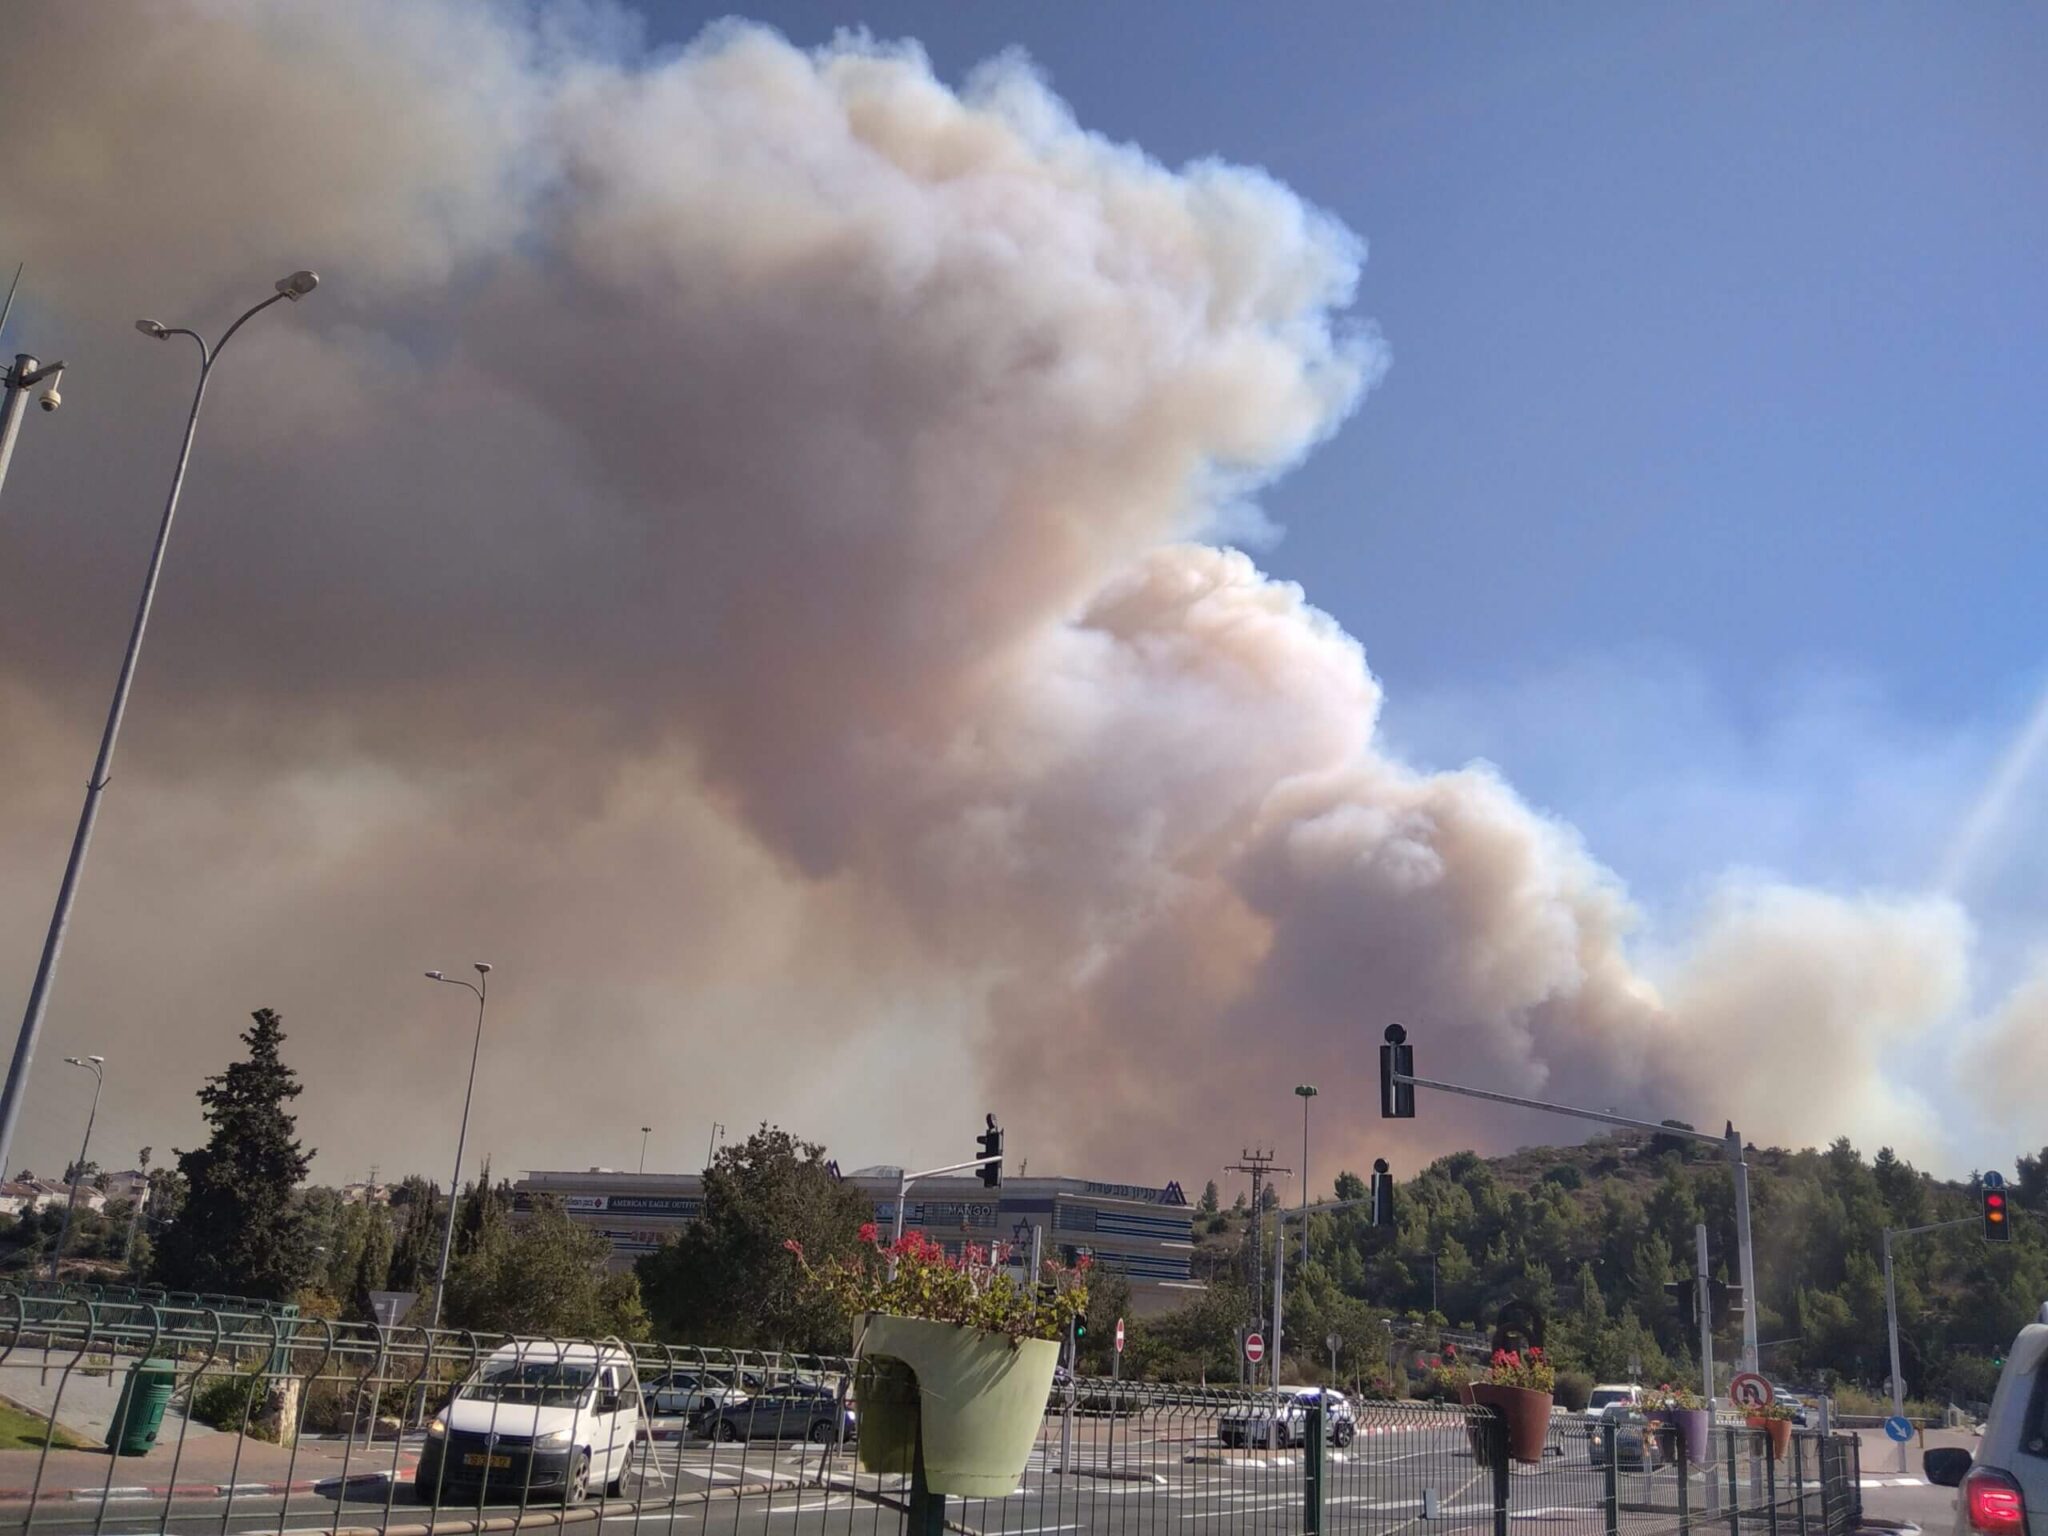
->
[23,1010,2041,1406]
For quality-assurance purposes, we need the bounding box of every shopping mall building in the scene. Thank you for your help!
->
[514,1166,1204,1316]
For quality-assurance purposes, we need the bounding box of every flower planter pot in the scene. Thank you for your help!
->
[1747,1415,1791,1460]
[1670,1407,1712,1465]
[1468,1383,1553,1465]
[853,1313,1062,1497]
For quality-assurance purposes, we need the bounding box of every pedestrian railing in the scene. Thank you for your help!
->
[0,1301,1864,1536]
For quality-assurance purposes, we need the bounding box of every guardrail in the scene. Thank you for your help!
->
[0,1300,1862,1536]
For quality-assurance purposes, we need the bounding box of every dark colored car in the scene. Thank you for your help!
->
[692,1384,856,1445]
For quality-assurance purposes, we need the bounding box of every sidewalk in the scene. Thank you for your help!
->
[0,1431,417,1505]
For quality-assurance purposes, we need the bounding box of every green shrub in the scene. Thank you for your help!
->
[189,1367,275,1440]
[1554,1370,1593,1412]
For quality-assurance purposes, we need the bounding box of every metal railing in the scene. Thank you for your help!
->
[0,1301,1864,1536]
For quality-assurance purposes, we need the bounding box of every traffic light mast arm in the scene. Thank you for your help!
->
[1392,1068,1727,1144]
[1269,1192,1379,1391]
[1382,1024,1759,1373]
[887,1153,1005,1258]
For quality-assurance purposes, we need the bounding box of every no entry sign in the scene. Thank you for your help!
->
[1244,1332,1266,1364]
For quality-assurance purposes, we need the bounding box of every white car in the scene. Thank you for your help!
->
[1584,1384,1644,1421]
[1924,1301,2047,1536]
[416,1342,642,1506]
[1218,1386,1358,1449]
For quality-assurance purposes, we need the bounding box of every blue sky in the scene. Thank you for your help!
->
[638,0,2048,993]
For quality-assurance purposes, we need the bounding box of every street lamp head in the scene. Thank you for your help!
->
[274,271,320,301]
[425,970,445,981]
[135,320,167,339]
[86,1056,104,1065]
[473,962,492,975]
[1295,1084,1318,1098]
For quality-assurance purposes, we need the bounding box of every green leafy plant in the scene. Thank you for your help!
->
[1746,1401,1797,1422]
[786,1224,1087,1343]
[1655,1382,1705,1411]
[1484,1346,1555,1393]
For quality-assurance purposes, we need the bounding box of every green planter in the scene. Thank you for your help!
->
[854,1313,1061,1497]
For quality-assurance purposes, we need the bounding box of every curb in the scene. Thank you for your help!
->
[1053,1465,1169,1485]
[42,1466,415,1503]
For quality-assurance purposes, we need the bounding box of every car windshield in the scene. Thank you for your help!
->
[466,1357,598,1407]
[1588,1390,1632,1409]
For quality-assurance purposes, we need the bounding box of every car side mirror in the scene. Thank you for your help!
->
[1923,1448,1971,1488]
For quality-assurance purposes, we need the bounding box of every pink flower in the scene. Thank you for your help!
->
[783,1238,805,1258]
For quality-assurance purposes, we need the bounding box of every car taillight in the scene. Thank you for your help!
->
[1964,1467,2027,1536]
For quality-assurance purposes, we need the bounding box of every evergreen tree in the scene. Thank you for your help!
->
[1198,1180,1220,1214]
[151,1009,315,1300]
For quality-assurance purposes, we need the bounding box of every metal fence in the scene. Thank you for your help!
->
[0,1300,1863,1536]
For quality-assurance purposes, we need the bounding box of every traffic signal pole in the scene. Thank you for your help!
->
[1881,1216,1974,1471]
[1382,1025,1764,1374]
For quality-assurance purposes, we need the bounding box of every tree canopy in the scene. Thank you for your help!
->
[151,1009,316,1301]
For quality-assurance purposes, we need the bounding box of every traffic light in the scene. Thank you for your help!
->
[1370,1158,1395,1227]
[977,1114,1004,1189]
[1380,1025,1415,1119]
[1073,1313,1088,1344]
[1983,1183,2010,1243]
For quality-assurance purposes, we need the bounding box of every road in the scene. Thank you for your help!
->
[0,1415,1890,1536]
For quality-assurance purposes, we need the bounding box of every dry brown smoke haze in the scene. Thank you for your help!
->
[0,4,2028,1188]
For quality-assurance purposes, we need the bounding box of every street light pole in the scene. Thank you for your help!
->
[705,1122,724,1169]
[48,1055,104,1281]
[1294,1085,1317,1266]
[425,963,491,1327]
[0,272,319,1180]
[639,1127,652,1175]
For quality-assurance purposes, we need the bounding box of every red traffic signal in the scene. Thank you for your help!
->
[1982,1185,2010,1243]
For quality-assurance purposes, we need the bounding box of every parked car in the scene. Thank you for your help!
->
[1585,1403,1668,1471]
[693,1383,857,1445]
[1924,1301,2048,1536]
[414,1342,641,1507]
[1766,1384,1812,1427]
[641,1369,747,1418]
[1217,1387,1358,1449]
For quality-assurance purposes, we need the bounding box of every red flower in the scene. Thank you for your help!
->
[1527,1346,1544,1360]
[858,1222,879,1244]
[783,1238,805,1258]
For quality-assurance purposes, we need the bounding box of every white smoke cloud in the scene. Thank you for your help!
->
[0,2,1997,1185]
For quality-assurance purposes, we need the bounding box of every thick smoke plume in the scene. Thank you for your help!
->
[0,4,2009,1184]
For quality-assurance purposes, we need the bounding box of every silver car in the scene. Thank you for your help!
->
[1924,1301,2048,1536]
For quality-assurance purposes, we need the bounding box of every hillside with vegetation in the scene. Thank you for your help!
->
[1111,1128,2048,1410]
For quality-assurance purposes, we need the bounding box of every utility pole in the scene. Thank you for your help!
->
[1225,1149,1289,1362]
[1882,1216,1975,1471]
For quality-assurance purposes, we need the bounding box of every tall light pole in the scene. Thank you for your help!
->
[1294,1084,1318,1265]
[638,1126,652,1175]
[48,1055,104,1281]
[424,963,490,1327]
[705,1122,724,1169]
[0,271,320,1180]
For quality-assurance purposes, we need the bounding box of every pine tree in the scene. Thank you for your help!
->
[151,1009,316,1300]
[1198,1180,1220,1214]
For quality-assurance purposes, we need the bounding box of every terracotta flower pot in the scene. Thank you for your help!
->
[1469,1382,1553,1465]
[853,1313,1061,1497]
[1746,1414,1791,1460]
[1670,1407,1712,1465]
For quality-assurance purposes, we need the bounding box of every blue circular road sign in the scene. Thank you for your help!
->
[1884,1415,1913,1443]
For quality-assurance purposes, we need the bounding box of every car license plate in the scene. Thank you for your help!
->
[462,1453,513,1469]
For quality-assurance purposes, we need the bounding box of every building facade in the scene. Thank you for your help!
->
[515,1167,1203,1317]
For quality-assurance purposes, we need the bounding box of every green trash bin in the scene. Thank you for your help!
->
[110,1361,177,1457]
